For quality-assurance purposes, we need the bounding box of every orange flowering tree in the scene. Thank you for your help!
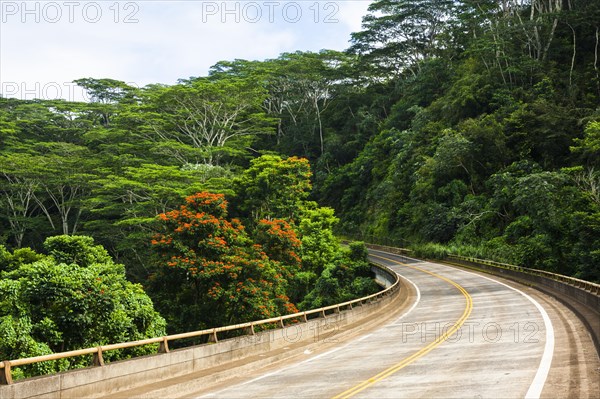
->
[254,219,301,273]
[150,192,297,333]
[254,218,310,302]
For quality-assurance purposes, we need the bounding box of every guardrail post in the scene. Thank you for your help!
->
[158,337,170,353]
[208,330,218,343]
[0,362,12,385]
[92,347,105,367]
[303,312,308,323]
[279,317,285,328]
[245,324,256,336]
[320,309,326,318]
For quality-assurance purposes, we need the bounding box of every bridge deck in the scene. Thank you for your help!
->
[117,250,599,398]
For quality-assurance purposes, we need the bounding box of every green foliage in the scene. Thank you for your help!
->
[44,235,112,267]
[0,236,166,379]
[349,0,456,77]
[0,315,55,379]
[299,206,339,277]
[319,1,600,282]
[210,50,355,160]
[142,77,276,166]
[0,246,44,273]
[233,155,312,222]
[300,241,379,309]
[348,241,369,262]
[410,243,449,260]
[571,121,600,168]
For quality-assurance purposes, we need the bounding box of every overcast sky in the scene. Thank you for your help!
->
[0,0,371,101]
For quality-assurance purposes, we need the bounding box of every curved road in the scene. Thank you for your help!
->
[190,249,599,398]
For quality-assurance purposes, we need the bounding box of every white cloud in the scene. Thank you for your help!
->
[337,0,370,32]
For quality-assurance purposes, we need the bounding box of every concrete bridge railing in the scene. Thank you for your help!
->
[0,263,400,398]
[365,242,600,357]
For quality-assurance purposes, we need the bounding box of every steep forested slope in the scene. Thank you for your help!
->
[318,0,600,281]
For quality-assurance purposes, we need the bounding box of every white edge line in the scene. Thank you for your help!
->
[388,274,421,326]
[237,270,422,379]
[366,251,422,325]
[451,267,555,399]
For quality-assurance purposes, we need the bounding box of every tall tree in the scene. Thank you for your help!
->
[233,155,312,223]
[349,0,456,77]
[74,78,139,127]
[143,78,275,166]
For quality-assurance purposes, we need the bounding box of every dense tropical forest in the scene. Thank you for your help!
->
[1,0,599,377]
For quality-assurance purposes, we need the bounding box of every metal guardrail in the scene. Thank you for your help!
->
[0,263,399,385]
[446,254,600,295]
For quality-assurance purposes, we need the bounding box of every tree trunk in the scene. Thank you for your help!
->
[541,18,559,61]
[567,23,576,87]
[595,26,599,96]
[316,101,324,156]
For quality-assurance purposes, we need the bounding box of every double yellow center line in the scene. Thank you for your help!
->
[332,254,473,399]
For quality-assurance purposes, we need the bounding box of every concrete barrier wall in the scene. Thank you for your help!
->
[372,264,396,288]
[445,255,600,356]
[0,263,399,399]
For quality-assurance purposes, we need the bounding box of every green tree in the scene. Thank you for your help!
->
[210,51,353,159]
[300,241,379,309]
[299,206,339,277]
[234,155,312,222]
[143,77,276,165]
[571,121,600,168]
[0,154,42,248]
[349,0,456,77]
[0,144,97,244]
[74,78,139,127]
[0,236,166,378]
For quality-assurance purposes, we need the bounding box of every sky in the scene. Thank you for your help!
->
[0,0,372,101]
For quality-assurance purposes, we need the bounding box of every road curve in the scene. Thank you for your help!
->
[190,249,599,399]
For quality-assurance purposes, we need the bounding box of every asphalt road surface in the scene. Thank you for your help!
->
[188,249,599,399]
